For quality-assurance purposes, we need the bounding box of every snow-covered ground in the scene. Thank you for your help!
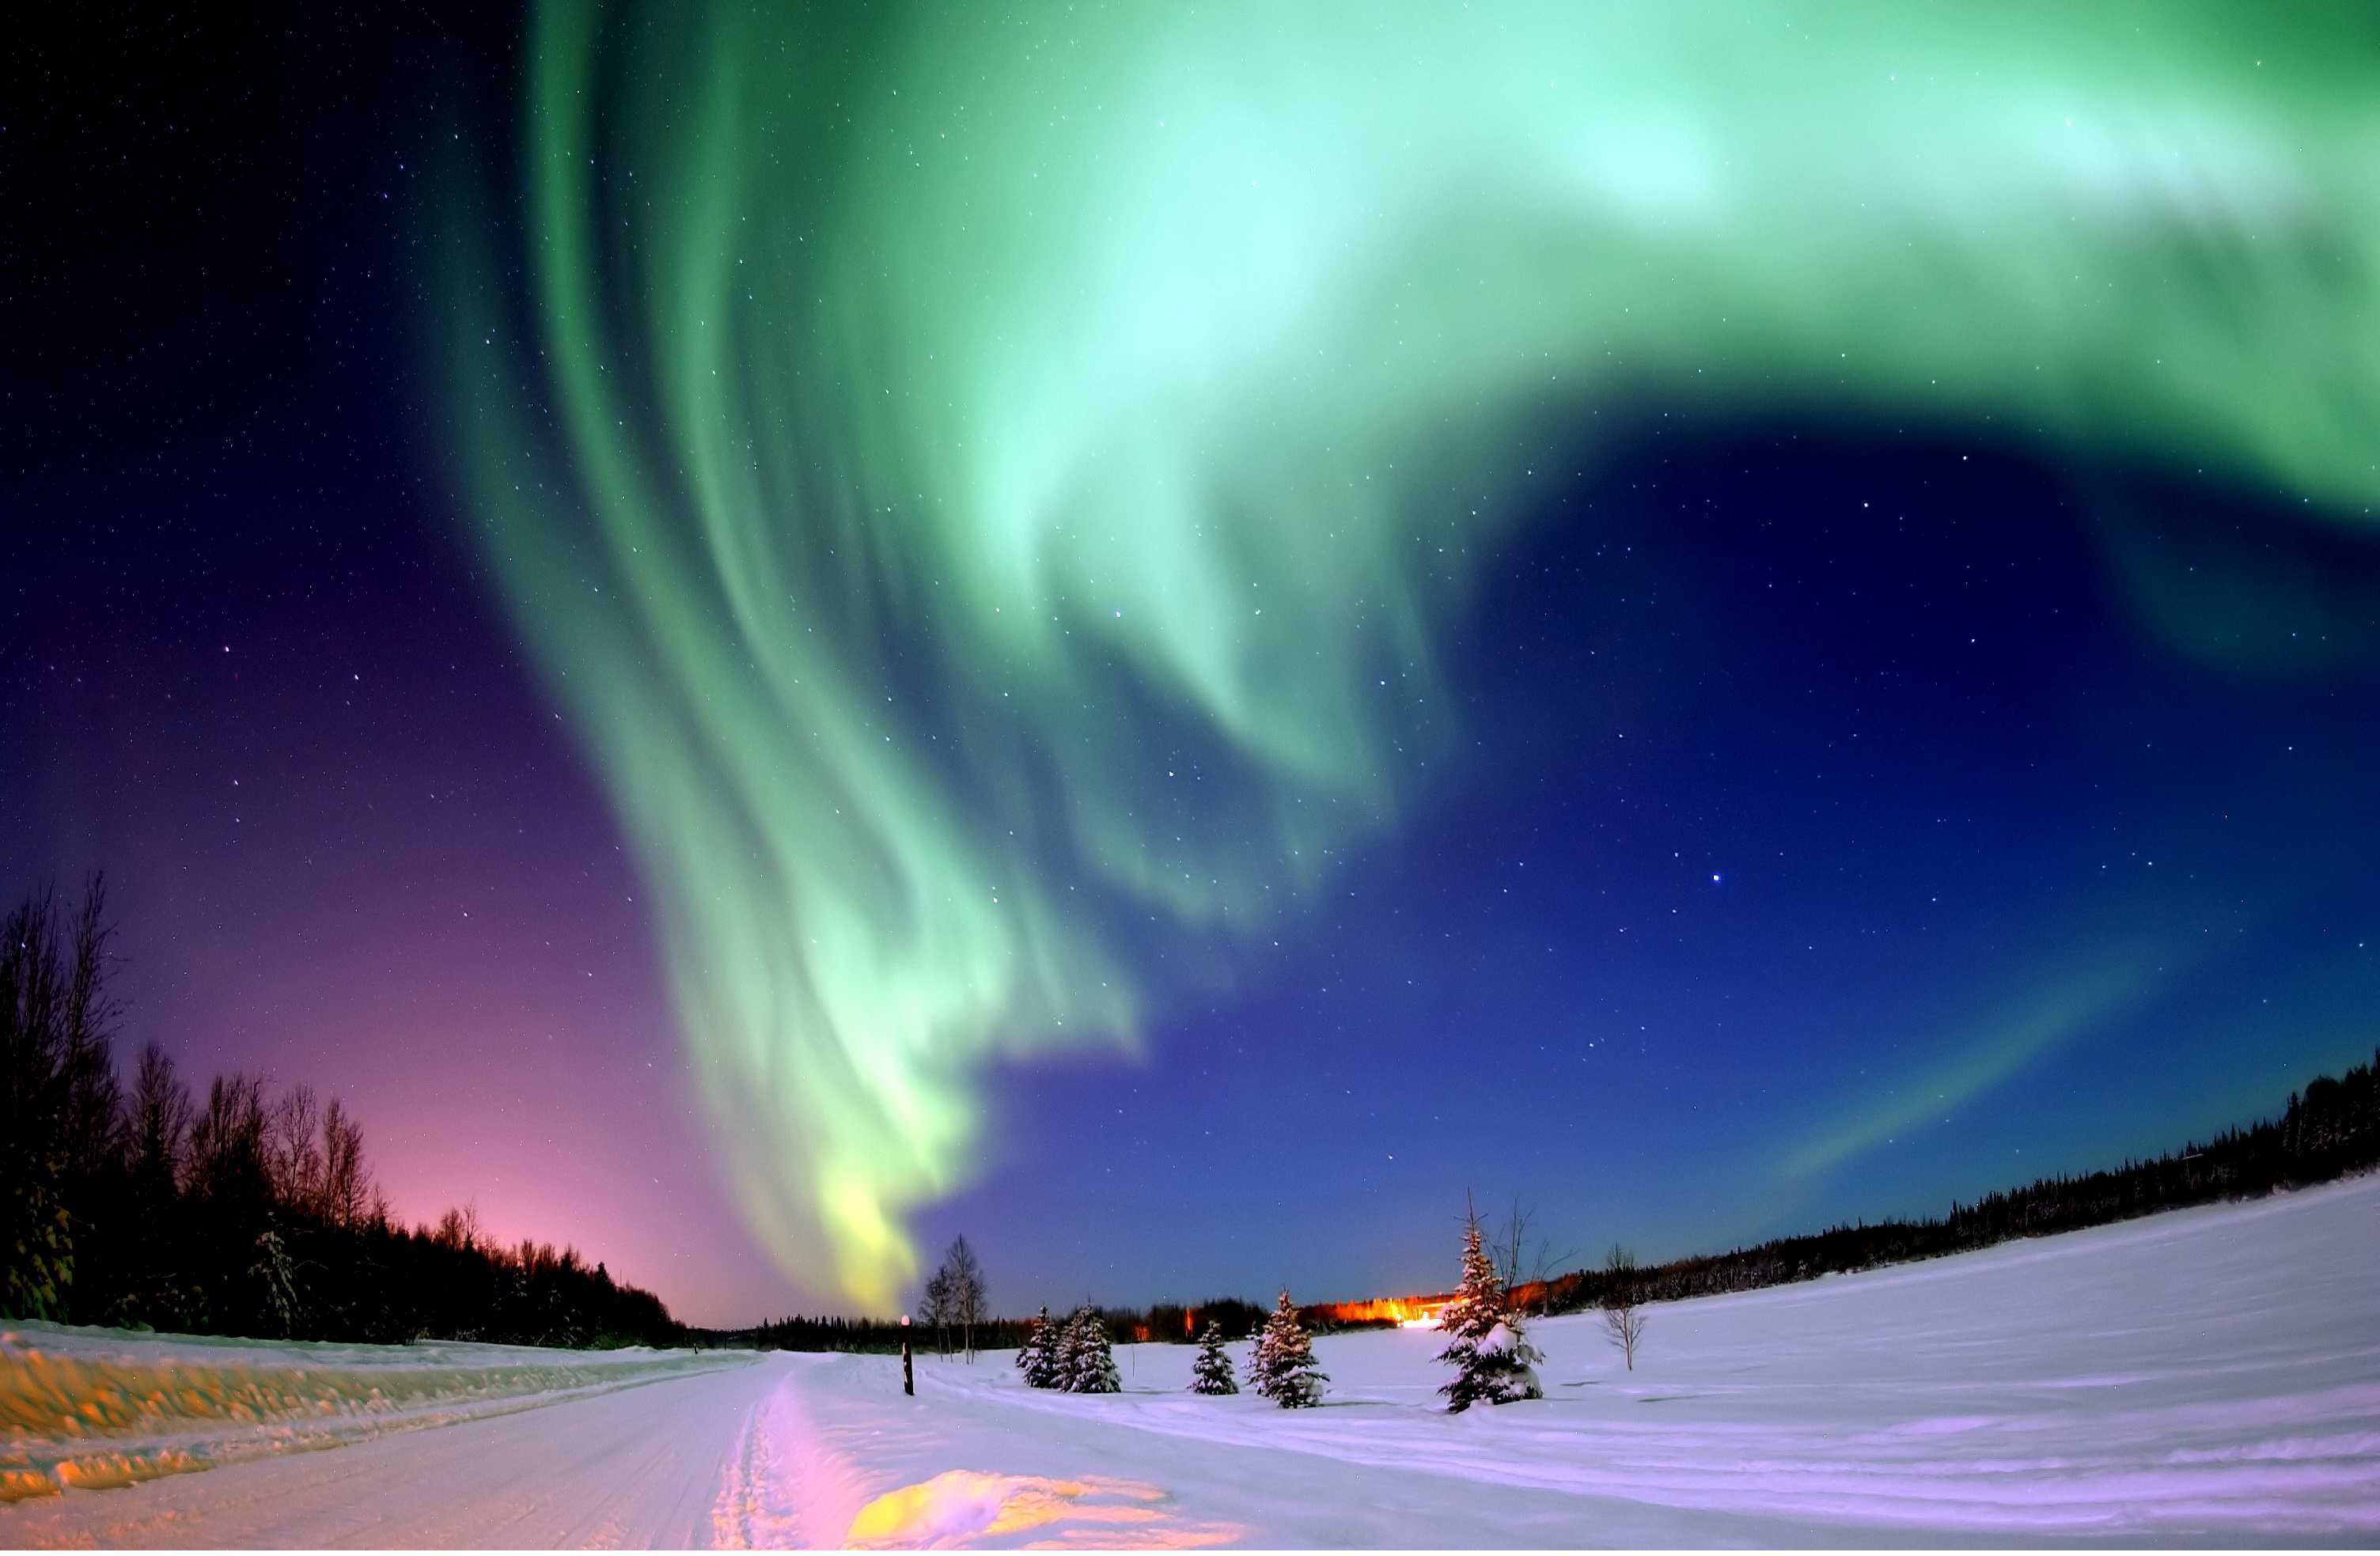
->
[5,1176,2376,1547]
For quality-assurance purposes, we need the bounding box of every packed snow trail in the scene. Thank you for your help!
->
[0,1342,776,1547]
[4,1177,2377,1547]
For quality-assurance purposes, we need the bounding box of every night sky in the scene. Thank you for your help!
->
[8,4,2376,1327]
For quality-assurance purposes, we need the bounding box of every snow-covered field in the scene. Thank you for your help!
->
[4,1176,2376,1547]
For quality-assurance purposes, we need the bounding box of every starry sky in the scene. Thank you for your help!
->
[7,3,2378,1327]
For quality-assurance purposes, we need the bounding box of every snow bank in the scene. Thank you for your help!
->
[0,1325,740,1505]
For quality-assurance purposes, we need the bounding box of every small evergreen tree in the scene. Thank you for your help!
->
[1016,1304,1064,1388]
[1436,1201,1543,1411]
[250,1221,301,1338]
[1247,1290,1327,1407]
[1189,1320,1238,1395]
[1057,1304,1120,1393]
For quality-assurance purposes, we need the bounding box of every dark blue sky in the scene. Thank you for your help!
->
[8,7,2375,1325]
[922,423,2380,1312]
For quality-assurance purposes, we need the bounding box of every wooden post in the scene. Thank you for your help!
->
[901,1313,914,1396]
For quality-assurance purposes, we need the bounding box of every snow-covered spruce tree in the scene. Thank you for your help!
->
[1436,1202,1543,1411]
[1057,1305,1120,1393]
[1189,1320,1238,1395]
[1247,1291,1327,1407]
[1013,1305,1038,1378]
[1016,1305,1060,1388]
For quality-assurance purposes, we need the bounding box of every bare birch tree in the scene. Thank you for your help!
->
[944,1235,986,1361]
[1601,1243,1647,1370]
[1489,1197,1572,1316]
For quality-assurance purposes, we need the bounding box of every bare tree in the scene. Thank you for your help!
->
[320,1096,370,1229]
[2,878,128,1174]
[128,1041,193,1196]
[2,878,123,1319]
[1488,1198,1573,1317]
[57,879,125,1182]
[188,1073,270,1206]
[944,1235,986,1361]
[913,1236,990,1360]
[920,1266,955,1357]
[1601,1244,1647,1371]
[270,1084,324,1214]
[433,1198,486,1253]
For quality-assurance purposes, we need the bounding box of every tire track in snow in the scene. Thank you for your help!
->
[708,1359,872,1548]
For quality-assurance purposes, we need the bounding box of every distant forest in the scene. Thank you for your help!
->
[703,1297,1276,1356]
[1314,1044,2380,1329]
[1519,1043,2378,1316]
[6,876,2374,1352]
[2,880,678,1346]
[718,1051,2380,1353]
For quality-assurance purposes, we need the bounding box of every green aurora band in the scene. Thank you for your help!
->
[443,2,2380,1306]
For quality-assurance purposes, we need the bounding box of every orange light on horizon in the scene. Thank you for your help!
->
[1310,1294,1448,1327]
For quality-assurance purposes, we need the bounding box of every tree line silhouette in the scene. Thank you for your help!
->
[1488,1047,2380,1316]
[438,1039,2380,1353]
[708,1294,1280,1354]
[8,875,2374,1350]
[2,879,677,1346]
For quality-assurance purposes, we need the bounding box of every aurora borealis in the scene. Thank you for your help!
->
[10,2,2379,1323]
[440,2,2379,1305]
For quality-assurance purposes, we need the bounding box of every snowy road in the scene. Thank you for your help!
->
[6,1177,2378,1547]
[2,1349,776,1547]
